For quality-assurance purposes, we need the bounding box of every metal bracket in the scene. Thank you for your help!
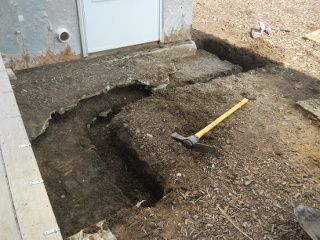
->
[29,179,44,186]
[44,228,60,236]
[18,143,31,148]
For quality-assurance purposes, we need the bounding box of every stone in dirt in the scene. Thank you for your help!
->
[296,98,320,121]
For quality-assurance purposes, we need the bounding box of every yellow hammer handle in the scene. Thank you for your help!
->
[195,98,248,139]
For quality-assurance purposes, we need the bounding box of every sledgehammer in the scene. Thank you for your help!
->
[171,98,248,154]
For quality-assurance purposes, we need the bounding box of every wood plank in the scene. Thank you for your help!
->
[304,29,320,43]
[0,148,22,240]
[0,56,63,240]
[297,99,320,121]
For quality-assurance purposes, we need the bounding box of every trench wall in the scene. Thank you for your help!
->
[0,0,193,70]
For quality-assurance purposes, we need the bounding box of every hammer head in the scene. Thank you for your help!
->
[171,132,217,155]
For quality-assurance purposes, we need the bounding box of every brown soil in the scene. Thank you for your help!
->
[193,0,320,79]
[11,1,320,239]
[31,85,164,236]
[105,69,320,240]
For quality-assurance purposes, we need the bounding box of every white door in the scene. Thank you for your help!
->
[79,0,161,54]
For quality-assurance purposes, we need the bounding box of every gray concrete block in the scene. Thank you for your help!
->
[170,50,242,85]
[149,40,197,59]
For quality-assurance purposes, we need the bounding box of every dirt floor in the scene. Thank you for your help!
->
[10,0,320,239]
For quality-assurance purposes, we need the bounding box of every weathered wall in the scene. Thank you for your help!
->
[162,0,193,43]
[0,0,82,70]
[0,0,193,70]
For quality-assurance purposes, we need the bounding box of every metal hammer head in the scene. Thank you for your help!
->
[171,132,217,154]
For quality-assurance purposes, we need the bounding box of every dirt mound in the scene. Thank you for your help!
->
[104,69,319,239]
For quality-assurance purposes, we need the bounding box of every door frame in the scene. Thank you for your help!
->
[76,0,163,57]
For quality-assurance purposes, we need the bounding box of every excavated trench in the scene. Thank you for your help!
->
[29,35,275,238]
[192,30,275,71]
[13,27,320,239]
[32,85,165,237]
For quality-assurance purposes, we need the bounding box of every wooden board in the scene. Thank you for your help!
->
[304,29,320,43]
[0,56,63,240]
[297,99,320,121]
[0,59,5,71]
[0,149,22,240]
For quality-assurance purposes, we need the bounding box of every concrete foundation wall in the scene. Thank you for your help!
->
[0,0,82,70]
[0,0,193,70]
[163,0,193,43]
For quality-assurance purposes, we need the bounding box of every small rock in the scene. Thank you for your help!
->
[222,145,231,151]
[193,190,199,195]
[275,204,282,209]
[244,180,252,186]
[283,116,291,121]
[177,173,182,177]
[61,195,65,198]
[136,200,146,207]
[242,222,248,228]
[91,117,97,124]
[146,134,153,139]
[99,109,112,117]
[294,193,301,198]
[206,223,213,228]
[234,180,241,185]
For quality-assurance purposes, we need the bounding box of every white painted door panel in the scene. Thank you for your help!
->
[82,0,161,53]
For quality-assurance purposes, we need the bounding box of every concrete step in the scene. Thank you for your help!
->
[170,49,242,86]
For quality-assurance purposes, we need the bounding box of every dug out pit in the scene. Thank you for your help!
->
[13,42,320,239]
[32,85,165,237]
